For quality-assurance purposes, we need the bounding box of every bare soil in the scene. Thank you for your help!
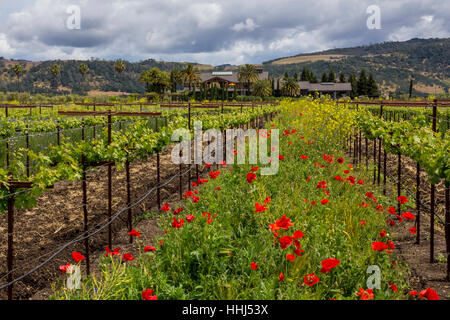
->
[356,137,450,299]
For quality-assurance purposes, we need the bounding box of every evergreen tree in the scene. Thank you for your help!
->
[357,69,368,96]
[283,71,289,81]
[310,72,318,83]
[349,73,358,99]
[339,71,346,83]
[301,67,308,81]
[293,72,299,82]
[328,69,336,83]
[367,73,379,97]
[321,71,328,83]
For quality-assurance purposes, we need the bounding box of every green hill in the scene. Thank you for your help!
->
[263,38,450,96]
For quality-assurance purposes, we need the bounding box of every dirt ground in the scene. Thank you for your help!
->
[0,144,208,300]
[355,137,449,299]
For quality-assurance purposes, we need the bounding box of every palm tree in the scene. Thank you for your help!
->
[114,60,126,92]
[183,64,200,93]
[78,63,89,93]
[12,64,24,92]
[114,60,126,75]
[238,64,259,96]
[170,68,184,93]
[281,78,300,97]
[50,64,60,90]
[252,79,272,98]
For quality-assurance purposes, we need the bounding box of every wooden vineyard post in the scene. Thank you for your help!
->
[81,124,90,276]
[430,103,437,263]
[445,184,450,280]
[26,125,30,178]
[7,190,15,300]
[126,156,132,244]
[107,112,113,249]
[416,163,421,245]
[377,105,383,186]
[397,152,402,214]
[373,139,377,185]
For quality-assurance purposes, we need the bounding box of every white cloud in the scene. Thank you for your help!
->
[0,0,448,65]
[231,18,259,32]
[0,33,16,56]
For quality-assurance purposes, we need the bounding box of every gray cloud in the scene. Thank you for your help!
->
[0,0,448,65]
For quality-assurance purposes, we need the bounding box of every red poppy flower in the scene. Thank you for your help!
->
[192,196,200,203]
[334,176,343,181]
[264,197,271,204]
[269,215,294,232]
[205,163,212,168]
[173,208,184,215]
[72,252,85,262]
[209,171,221,179]
[105,247,121,257]
[379,230,387,238]
[171,217,185,229]
[357,180,364,185]
[278,155,285,160]
[122,253,135,261]
[306,176,311,182]
[161,203,170,212]
[419,288,439,300]
[402,212,415,220]
[372,242,388,251]
[356,287,374,300]
[215,187,221,191]
[320,199,329,205]
[365,193,374,198]
[254,202,268,213]
[303,273,320,287]
[128,229,141,238]
[389,282,398,292]
[279,272,284,282]
[144,246,157,253]
[320,258,340,274]
[316,181,327,189]
[279,236,293,249]
[337,158,344,164]
[250,262,258,270]
[300,155,308,160]
[344,170,350,174]
[142,289,157,300]
[59,263,72,274]
[397,196,408,205]
[286,254,296,261]
[409,291,418,296]
[409,227,417,234]
[388,207,396,214]
[247,172,257,184]
[183,190,193,198]
[186,214,196,223]
[219,161,226,165]
[251,166,259,172]
[360,220,367,226]
[293,230,305,239]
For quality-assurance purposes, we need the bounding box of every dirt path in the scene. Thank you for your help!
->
[356,138,449,299]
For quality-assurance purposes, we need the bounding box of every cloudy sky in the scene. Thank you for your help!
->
[0,0,448,65]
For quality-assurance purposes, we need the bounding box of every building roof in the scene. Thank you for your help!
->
[200,71,269,84]
[298,81,351,92]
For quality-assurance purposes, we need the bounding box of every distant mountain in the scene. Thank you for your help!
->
[263,38,450,96]
[0,38,448,96]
